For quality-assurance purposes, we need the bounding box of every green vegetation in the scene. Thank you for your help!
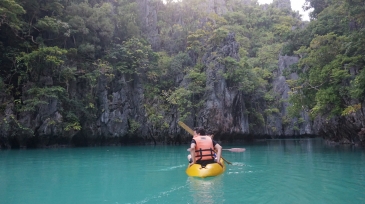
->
[288,0,365,121]
[0,0,364,144]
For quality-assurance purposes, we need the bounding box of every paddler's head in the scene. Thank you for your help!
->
[193,127,205,137]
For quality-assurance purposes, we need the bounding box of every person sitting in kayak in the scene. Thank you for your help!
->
[187,128,218,161]
[188,127,222,167]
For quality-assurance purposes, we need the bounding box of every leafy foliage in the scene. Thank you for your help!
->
[1,0,364,142]
[288,0,365,121]
[19,86,65,112]
[0,0,25,30]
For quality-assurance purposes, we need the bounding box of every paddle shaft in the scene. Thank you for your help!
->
[223,148,246,152]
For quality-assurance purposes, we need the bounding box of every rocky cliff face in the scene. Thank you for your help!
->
[138,0,161,50]
[3,0,364,148]
[199,33,249,134]
[272,0,291,11]
[267,55,313,136]
[313,108,365,145]
[187,37,312,137]
[195,0,231,15]
[0,74,149,148]
[96,73,148,139]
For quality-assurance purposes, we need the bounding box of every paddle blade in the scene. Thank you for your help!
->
[223,148,246,152]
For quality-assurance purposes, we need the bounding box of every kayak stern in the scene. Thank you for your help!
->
[186,158,226,178]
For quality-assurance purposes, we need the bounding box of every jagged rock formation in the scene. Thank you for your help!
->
[97,74,148,138]
[195,0,231,15]
[138,0,161,50]
[267,55,312,136]
[200,32,250,134]
[272,0,291,11]
[5,0,363,148]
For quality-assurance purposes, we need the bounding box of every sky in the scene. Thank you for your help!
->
[257,0,311,21]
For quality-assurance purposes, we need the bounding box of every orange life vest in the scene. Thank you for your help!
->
[194,136,215,161]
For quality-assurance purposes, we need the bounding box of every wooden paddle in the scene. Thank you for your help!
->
[223,148,246,152]
[178,121,232,165]
[187,148,246,152]
[178,121,194,135]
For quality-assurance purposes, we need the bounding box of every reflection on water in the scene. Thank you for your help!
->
[187,176,224,204]
[226,162,256,175]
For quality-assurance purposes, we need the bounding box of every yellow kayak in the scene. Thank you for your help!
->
[186,158,226,178]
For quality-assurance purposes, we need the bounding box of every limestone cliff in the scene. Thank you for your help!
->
[199,33,249,134]
[3,0,364,149]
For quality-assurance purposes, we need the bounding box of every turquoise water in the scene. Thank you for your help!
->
[1,138,365,204]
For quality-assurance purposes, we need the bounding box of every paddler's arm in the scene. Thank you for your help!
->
[214,143,222,165]
[189,143,196,167]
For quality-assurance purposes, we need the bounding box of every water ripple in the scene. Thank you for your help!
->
[157,164,186,171]
[134,183,188,204]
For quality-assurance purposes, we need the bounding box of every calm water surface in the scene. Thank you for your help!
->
[1,138,365,204]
